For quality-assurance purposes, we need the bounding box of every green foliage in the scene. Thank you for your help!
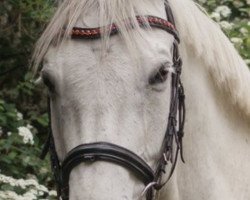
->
[0,98,55,199]
[197,0,250,65]
[0,0,249,199]
[0,0,56,199]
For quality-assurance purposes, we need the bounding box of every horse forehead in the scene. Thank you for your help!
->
[44,30,174,84]
[46,41,131,77]
[46,30,173,63]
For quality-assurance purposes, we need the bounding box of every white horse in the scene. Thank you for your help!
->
[33,0,250,199]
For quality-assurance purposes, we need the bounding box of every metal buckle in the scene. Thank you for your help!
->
[140,182,158,199]
[174,57,182,73]
[163,152,168,164]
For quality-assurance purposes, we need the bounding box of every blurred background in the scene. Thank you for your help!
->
[0,0,249,199]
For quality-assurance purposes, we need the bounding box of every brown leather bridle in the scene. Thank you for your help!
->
[41,2,185,200]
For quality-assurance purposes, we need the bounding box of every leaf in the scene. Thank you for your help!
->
[8,151,17,159]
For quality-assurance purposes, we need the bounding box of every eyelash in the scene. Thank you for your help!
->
[149,63,170,85]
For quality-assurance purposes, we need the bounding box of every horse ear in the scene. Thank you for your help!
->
[165,1,176,25]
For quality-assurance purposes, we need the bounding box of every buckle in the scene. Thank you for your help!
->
[140,182,158,199]
[174,57,182,73]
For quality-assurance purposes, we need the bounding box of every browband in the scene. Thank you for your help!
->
[71,15,180,43]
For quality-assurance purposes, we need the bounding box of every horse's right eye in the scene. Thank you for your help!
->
[149,64,170,85]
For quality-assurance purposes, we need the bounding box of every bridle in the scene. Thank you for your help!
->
[41,3,185,199]
[41,2,185,200]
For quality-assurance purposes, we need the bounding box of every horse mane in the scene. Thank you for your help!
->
[32,0,250,117]
[169,0,250,118]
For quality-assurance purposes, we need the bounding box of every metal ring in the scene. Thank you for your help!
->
[140,182,158,199]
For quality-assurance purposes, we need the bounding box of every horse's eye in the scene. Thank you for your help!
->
[149,64,169,85]
[41,71,55,92]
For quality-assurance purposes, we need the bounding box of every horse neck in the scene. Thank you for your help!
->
[162,44,250,200]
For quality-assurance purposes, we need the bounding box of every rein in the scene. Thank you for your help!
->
[41,3,185,200]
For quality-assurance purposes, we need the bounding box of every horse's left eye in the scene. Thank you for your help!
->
[149,64,169,85]
[41,71,55,93]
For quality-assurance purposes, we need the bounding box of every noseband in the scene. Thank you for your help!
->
[41,3,185,200]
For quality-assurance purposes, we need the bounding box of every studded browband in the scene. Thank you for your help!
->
[71,15,180,43]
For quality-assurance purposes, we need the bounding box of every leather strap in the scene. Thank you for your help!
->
[165,1,176,27]
[60,142,155,200]
[71,15,179,43]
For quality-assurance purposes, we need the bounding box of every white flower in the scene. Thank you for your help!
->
[0,173,53,200]
[22,189,37,200]
[25,179,38,186]
[39,167,48,174]
[210,12,221,22]
[26,124,33,130]
[36,184,49,193]
[49,190,57,196]
[247,0,250,5]
[7,131,12,136]
[18,126,34,145]
[240,27,248,35]
[16,112,23,120]
[215,6,231,18]
[0,190,23,200]
[38,191,44,196]
[231,37,243,45]
[219,21,233,30]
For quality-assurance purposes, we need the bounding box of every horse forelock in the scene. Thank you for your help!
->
[32,0,164,73]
